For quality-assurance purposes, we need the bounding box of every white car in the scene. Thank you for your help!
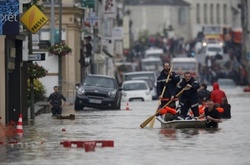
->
[131,76,158,100]
[121,80,152,102]
[204,43,224,57]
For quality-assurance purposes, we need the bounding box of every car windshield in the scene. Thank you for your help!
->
[131,77,154,88]
[207,47,222,52]
[123,82,147,91]
[173,62,196,71]
[84,76,115,88]
[146,53,162,58]
[124,73,155,83]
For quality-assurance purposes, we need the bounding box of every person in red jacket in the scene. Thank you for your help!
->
[210,82,227,104]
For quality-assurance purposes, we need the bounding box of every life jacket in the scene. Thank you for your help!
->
[189,104,205,119]
[216,107,224,113]
[189,104,205,116]
[199,104,205,115]
[158,106,177,115]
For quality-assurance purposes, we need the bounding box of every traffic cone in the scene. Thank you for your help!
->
[16,114,23,137]
[125,102,130,111]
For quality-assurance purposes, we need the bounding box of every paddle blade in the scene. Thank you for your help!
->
[140,115,156,128]
[149,116,156,128]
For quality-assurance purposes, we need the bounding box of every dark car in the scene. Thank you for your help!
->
[74,74,122,110]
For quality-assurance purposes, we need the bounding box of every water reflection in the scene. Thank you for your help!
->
[159,127,221,140]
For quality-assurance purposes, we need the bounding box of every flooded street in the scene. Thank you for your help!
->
[0,87,250,165]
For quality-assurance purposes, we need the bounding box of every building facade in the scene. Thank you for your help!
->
[124,0,191,40]
[185,0,241,38]
[124,0,242,40]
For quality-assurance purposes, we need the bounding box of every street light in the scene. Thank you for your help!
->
[58,0,62,92]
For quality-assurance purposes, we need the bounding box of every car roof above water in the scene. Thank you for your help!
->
[86,74,115,79]
[217,78,236,88]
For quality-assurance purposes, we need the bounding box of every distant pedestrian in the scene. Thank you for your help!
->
[47,86,66,116]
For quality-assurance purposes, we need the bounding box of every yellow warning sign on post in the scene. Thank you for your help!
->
[20,5,48,34]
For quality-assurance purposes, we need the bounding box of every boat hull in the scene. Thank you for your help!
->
[156,117,206,129]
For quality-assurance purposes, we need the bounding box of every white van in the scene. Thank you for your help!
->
[205,43,224,57]
[144,48,164,59]
[141,57,162,73]
[171,57,199,80]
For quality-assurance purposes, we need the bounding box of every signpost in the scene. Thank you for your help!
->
[81,0,94,8]
[20,5,49,34]
[28,53,45,61]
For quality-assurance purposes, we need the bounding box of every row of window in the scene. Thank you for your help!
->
[42,0,81,3]
[196,3,228,25]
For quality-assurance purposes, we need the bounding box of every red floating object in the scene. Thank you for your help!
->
[60,140,114,151]
[84,141,96,152]
[243,87,250,92]
[63,141,71,147]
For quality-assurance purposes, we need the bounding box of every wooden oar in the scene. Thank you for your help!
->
[140,87,186,128]
[149,65,173,128]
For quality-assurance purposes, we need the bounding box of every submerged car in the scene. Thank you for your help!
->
[217,78,236,89]
[74,74,122,110]
[121,80,152,102]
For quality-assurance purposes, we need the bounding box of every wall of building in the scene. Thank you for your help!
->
[0,36,5,125]
[126,5,191,41]
[186,0,241,38]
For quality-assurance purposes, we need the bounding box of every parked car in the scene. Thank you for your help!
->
[74,74,122,110]
[123,71,158,100]
[130,76,157,100]
[121,80,152,102]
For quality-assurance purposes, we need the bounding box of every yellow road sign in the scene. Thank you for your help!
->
[20,5,48,34]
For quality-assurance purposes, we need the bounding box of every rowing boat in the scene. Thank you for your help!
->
[156,116,206,129]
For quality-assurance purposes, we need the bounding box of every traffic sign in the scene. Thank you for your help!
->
[28,53,45,61]
[20,5,48,34]
[81,0,94,8]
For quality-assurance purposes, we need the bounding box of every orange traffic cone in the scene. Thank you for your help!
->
[16,114,23,137]
[126,102,130,111]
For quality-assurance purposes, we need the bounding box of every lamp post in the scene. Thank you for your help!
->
[58,0,62,92]
[50,0,55,45]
